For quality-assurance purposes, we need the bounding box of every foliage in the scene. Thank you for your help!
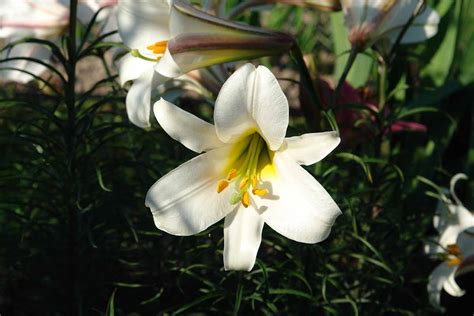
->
[0,0,473,315]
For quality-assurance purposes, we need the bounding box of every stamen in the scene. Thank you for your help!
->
[241,191,250,208]
[216,180,229,193]
[227,168,238,181]
[147,40,168,55]
[239,177,249,190]
[447,244,461,256]
[447,257,462,266]
[252,188,269,196]
[251,175,257,189]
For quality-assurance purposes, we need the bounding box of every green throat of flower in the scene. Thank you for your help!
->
[216,133,276,208]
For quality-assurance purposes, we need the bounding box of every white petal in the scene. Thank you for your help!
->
[398,4,439,44]
[258,152,341,244]
[428,262,457,309]
[214,64,289,150]
[153,98,224,153]
[154,47,182,78]
[145,146,234,235]
[117,0,170,49]
[457,231,474,257]
[281,131,340,166]
[125,68,166,128]
[224,206,264,271]
[443,270,465,298]
[0,42,51,83]
[117,53,154,86]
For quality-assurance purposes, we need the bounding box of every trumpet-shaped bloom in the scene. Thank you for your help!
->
[340,0,439,52]
[0,0,117,83]
[117,0,294,128]
[145,64,341,271]
[427,231,474,310]
[425,174,474,309]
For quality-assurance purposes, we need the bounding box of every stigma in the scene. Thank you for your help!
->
[215,133,273,208]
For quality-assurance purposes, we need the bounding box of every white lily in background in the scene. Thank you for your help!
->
[145,63,341,271]
[340,0,439,53]
[425,174,474,255]
[427,230,474,310]
[425,173,474,310]
[0,0,117,83]
[117,0,294,128]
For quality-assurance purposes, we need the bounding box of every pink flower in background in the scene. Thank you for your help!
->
[0,0,118,83]
[318,79,427,144]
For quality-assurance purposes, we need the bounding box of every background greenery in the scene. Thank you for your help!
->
[0,0,473,315]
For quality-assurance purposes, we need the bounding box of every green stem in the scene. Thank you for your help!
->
[290,45,322,131]
[66,1,82,315]
[330,45,358,109]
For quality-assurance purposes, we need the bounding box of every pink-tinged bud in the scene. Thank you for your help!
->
[255,0,341,11]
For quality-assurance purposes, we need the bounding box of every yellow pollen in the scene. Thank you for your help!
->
[447,244,461,256]
[241,191,250,208]
[227,168,238,181]
[216,180,229,193]
[147,40,168,55]
[447,257,462,266]
[252,188,269,196]
[239,177,249,190]
[251,175,257,189]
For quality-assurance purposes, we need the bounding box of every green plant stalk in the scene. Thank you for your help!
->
[66,1,82,315]
[290,45,323,131]
[330,45,358,109]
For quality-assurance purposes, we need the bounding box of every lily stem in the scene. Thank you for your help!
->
[66,0,82,315]
[329,45,359,110]
[290,45,323,131]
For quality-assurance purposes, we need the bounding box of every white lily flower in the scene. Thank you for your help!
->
[425,174,474,310]
[117,0,294,128]
[0,0,117,83]
[427,230,474,310]
[340,0,440,52]
[145,63,342,271]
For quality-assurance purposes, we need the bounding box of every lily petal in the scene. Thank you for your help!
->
[258,151,341,244]
[224,206,264,271]
[125,68,164,128]
[214,64,289,150]
[428,262,458,310]
[118,53,154,86]
[0,42,52,83]
[391,3,440,44]
[153,98,225,153]
[117,0,170,49]
[281,131,340,166]
[146,146,234,236]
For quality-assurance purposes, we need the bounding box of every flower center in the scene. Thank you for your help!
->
[446,244,464,266]
[216,133,275,208]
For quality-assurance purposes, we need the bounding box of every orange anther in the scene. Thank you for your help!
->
[241,191,250,208]
[226,168,238,181]
[216,180,229,193]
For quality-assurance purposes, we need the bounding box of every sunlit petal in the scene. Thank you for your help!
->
[281,131,340,166]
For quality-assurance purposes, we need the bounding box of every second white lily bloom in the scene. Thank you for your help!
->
[340,0,440,53]
[146,63,342,271]
[117,0,294,128]
[426,174,474,310]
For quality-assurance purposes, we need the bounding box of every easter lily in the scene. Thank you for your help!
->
[425,174,474,309]
[427,230,474,310]
[146,64,341,271]
[340,0,439,53]
[117,0,294,128]
[0,0,117,83]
